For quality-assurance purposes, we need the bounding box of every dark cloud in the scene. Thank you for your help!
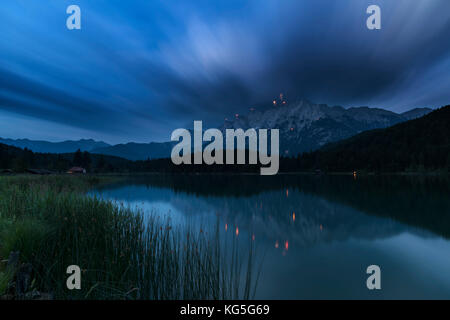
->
[0,0,449,143]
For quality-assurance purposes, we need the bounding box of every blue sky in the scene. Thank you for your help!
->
[1,0,449,143]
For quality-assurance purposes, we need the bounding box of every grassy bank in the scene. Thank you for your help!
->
[0,175,257,300]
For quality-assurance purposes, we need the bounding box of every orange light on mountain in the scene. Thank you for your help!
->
[286,189,289,197]
[285,241,289,250]
[293,212,295,221]
[225,223,228,231]
[236,227,239,236]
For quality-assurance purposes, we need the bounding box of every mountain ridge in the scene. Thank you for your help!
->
[0,138,111,154]
[292,105,450,172]
[90,141,176,161]
[0,102,433,160]
[222,100,432,156]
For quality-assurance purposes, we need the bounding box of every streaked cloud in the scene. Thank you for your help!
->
[0,0,449,143]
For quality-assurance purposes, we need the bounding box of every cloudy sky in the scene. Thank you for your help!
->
[1,0,449,143]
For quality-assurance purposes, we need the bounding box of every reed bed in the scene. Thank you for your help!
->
[0,175,259,299]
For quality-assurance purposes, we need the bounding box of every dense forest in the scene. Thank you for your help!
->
[1,105,449,174]
[289,105,450,172]
[0,145,131,173]
[0,144,263,174]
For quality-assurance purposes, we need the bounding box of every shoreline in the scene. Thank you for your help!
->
[1,170,449,178]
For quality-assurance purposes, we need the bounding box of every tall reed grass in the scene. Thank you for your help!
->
[0,175,259,299]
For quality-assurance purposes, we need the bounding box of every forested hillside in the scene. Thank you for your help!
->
[290,105,450,172]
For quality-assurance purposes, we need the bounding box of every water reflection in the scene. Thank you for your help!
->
[93,174,450,299]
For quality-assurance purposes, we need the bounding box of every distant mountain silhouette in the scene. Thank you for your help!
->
[222,100,433,156]
[1,105,448,173]
[0,102,433,161]
[89,103,433,160]
[400,107,432,120]
[91,141,176,161]
[0,138,110,153]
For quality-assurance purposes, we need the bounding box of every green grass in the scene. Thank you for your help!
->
[0,269,13,296]
[0,175,259,300]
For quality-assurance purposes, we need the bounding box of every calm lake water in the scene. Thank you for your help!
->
[93,174,450,299]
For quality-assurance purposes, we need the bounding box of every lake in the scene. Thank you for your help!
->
[93,174,450,299]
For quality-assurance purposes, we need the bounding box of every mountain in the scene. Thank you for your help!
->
[2,105,447,173]
[94,102,432,160]
[222,100,433,155]
[0,101,433,161]
[0,138,110,154]
[400,107,433,120]
[294,105,450,172]
[91,141,176,161]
